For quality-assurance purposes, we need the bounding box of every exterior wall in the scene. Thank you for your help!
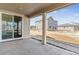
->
[22,16,30,38]
[48,18,58,31]
[0,10,30,42]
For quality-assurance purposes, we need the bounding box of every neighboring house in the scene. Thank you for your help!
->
[35,20,42,31]
[30,25,36,30]
[48,17,58,31]
[35,16,79,32]
[58,22,79,32]
[35,17,58,31]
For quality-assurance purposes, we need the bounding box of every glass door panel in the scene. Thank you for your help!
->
[14,16,22,38]
[2,14,13,39]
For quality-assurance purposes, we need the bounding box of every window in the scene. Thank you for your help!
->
[2,14,13,39]
[2,14,22,39]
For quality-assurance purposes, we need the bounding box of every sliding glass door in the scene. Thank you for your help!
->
[14,16,22,38]
[2,14,13,39]
[2,14,22,40]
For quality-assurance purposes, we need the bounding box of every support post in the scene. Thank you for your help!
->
[42,12,47,45]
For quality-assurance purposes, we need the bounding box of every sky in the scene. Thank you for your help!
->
[30,3,79,26]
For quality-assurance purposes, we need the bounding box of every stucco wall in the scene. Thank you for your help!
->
[22,16,30,38]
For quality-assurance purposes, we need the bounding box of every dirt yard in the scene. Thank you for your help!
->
[30,30,79,45]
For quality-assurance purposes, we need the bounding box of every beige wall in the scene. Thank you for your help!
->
[22,16,30,38]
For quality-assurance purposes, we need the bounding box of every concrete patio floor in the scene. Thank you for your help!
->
[0,38,77,55]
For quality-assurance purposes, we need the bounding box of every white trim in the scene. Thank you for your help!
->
[0,37,22,42]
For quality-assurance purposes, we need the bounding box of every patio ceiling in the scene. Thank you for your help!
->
[0,3,71,17]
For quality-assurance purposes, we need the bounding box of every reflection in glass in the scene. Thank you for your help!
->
[2,14,13,39]
[14,16,22,38]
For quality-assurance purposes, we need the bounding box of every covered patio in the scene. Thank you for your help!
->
[0,3,78,55]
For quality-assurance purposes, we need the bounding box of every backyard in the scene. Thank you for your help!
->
[30,30,79,45]
[30,4,79,45]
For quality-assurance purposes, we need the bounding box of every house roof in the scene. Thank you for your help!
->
[59,22,79,27]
